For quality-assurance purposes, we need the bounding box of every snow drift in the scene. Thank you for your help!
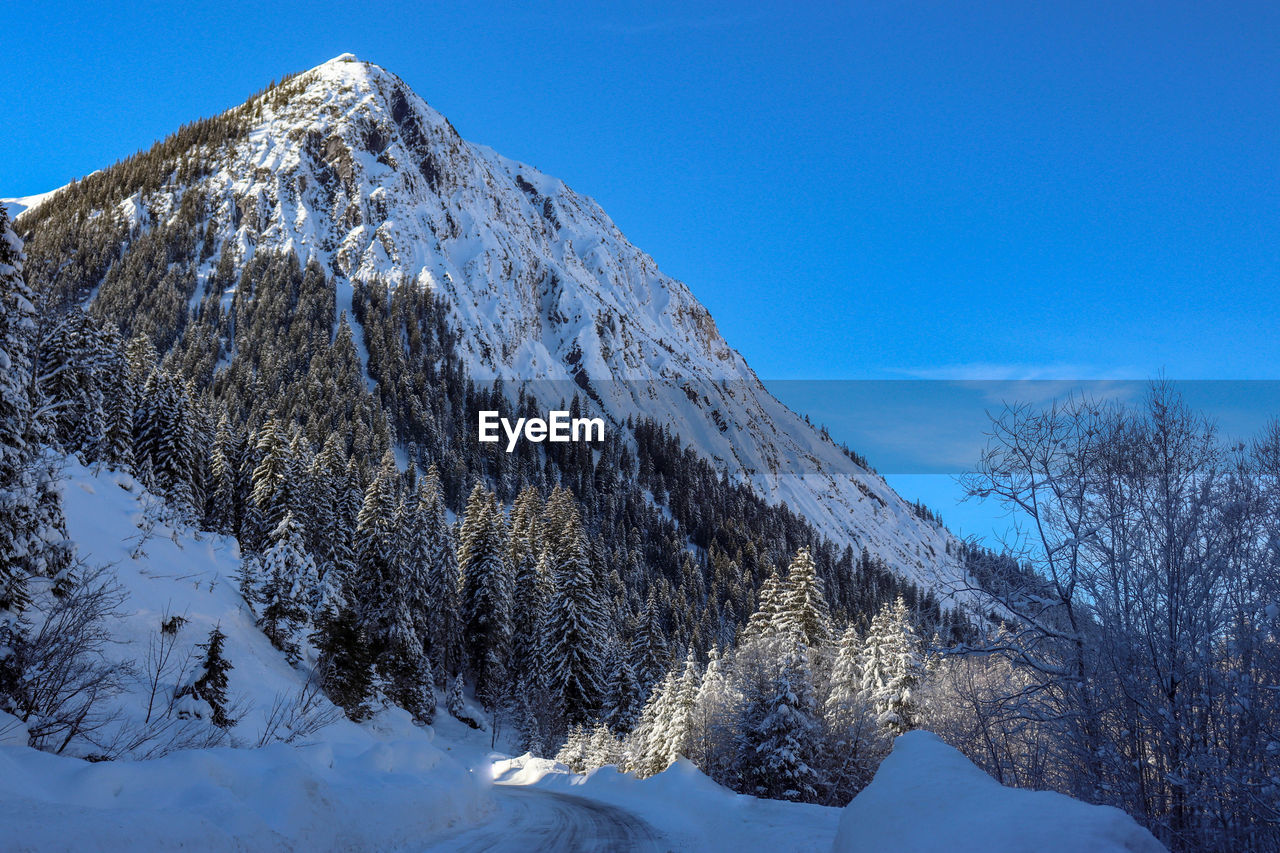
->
[0,737,488,852]
[833,731,1166,853]
[491,753,840,852]
[0,461,492,851]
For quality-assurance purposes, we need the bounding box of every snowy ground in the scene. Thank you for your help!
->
[2,460,842,852]
[422,785,664,852]
[481,755,840,853]
[421,721,841,853]
[833,731,1167,853]
[0,734,490,852]
[1,461,1164,852]
[1,461,494,851]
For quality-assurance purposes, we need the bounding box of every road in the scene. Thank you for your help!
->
[422,784,667,852]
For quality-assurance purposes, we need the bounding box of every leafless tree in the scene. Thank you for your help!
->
[949,382,1280,852]
[8,564,130,755]
[254,666,341,747]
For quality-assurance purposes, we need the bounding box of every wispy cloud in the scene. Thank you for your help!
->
[896,361,1149,382]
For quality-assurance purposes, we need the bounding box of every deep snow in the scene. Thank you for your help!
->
[0,461,493,851]
[2,462,1168,852]
[1,187,64,219]
[833,731,1167,853]
[486,754,841,853]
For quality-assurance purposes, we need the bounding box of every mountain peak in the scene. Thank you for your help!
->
[15,59,972,603]
[303,52,391,90]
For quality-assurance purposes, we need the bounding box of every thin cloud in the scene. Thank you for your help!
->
[897,362,1147,382]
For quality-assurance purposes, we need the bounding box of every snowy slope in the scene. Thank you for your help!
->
[18,54,969,600]
[3,460,841,851]
[1,188,62,219]
[0,461,492,851]
[833,732,1166,853]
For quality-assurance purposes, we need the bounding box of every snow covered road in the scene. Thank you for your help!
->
[422,785,666,852]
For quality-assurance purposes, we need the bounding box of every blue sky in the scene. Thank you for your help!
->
[6,1,1279,541]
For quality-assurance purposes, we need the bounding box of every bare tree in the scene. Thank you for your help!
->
[254,666,341,747]
[951,383,1280,852]
[7,565,130,755]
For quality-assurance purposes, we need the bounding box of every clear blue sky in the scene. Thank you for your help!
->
[6,1,1280,540]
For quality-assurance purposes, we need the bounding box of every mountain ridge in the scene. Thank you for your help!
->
[11,53,971,605]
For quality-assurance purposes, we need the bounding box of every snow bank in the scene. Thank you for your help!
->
[0,736,488,852]
[493,754,840,852]
[833,731,1166,853]
[0,461,493,850]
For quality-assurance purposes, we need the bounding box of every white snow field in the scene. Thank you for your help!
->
[0,461,493,851]
[1,187,64,219]
[472,754,840,853]
[1,462,1168,851]
[0,737,489,852]
[833,731,1167,853]
[1,460,841,852]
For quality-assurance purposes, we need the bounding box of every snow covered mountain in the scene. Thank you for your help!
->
[14,54,967,601]
[1,188,62,219]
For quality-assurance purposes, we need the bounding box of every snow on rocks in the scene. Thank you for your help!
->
[26,53,977,608]
[833,731,1167,853]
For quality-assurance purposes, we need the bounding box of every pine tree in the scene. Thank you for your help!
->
[824,624,886,802]
[38,309,108,454]
[0,209,71,616]
[410,465,462,685]
[517,694,546,757]
[124,332,158,386]
[604,651,642,734]
[542,489,607,726]
[99,329,136,469]
[776,547,831,649]
[249,416,292,545]
[381,598,436,724]
[742,567,783,641]
[399,475,435,648]
[206,414,241,535]
[134,369,196,511]
[508,485,545,683]
[457,483,512,708]
[859,596,922,737]
[556,723,591,772]
[446,673,478,728]
[186,626,236,729]
[311,560,347,627]
[692,645,737,779]
[653,650,701,769]
[585,722,622,769]
[632,592,668,693]
[354,450,402,647]
[631,668,677,777]
[309,437,358,633]
[739,643,823,802]
[257,512,312,663]
[313,603,374,721]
